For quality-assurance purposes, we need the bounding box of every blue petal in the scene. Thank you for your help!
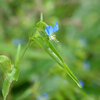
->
[12,38,25,46]
[79,80,84,88]
[83,61,90,70]
[53,22,59,32]
[49,26,54,34]
[45,26,50,35]
[45,25,54,35]
[42,93,49,98]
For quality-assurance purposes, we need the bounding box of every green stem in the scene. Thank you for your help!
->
[40,12,43,21]
[16,40,32,67]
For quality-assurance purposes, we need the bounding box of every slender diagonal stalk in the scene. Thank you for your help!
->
[16,40,32,68]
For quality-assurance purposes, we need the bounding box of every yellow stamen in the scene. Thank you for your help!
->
[49,34,56,40]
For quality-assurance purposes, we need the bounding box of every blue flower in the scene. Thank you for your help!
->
[42,93,49,98]
[80,80,84,88]
[83,60,90,70]
[45,22,59,40]
[53,22,59,32]
[45,26,54,35]
[36,93,49,100]
[80,37,88,46]
[12,38,25,46]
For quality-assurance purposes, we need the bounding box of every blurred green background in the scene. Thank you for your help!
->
[0,0,100,100]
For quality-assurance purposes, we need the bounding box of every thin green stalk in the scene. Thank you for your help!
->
[40,12,43,21]
[16,40,32,68]
[15,44,21,66]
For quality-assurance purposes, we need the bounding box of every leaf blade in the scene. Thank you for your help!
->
[2,68,16,100]
[32,33,81,88]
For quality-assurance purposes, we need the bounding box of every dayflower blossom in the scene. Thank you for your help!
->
[12,38,25,46]
[45,22,59,40]
[79,80,84,88]
[36,93,49,100]
[83,60,90,70]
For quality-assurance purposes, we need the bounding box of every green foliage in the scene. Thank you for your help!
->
[0,55,12,75]
[0,17,81,100]
[2,68,16,100]
[31,21,81,87]
[0,0,100,100]
[0,45,22,100]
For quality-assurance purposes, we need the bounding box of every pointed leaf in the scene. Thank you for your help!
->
[0,55,12,75]
[32,30,81,88]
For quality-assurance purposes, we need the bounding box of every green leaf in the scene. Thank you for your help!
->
[14,44,21,81]
[0,55,12,75]
[2,68,16,100]
[0,55,16,100]
[15,44,21,67]
[31,30,81,88]
[0,46,21,100]
[36,21,48,31]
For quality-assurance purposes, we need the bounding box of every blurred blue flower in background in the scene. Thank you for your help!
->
[12,38,26,46]
[42,93,49,98]
[80,80,84,88]
[36,93,49,100]
[83,60,90,70]
[80,37,88,46]
[45,22,59,40]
